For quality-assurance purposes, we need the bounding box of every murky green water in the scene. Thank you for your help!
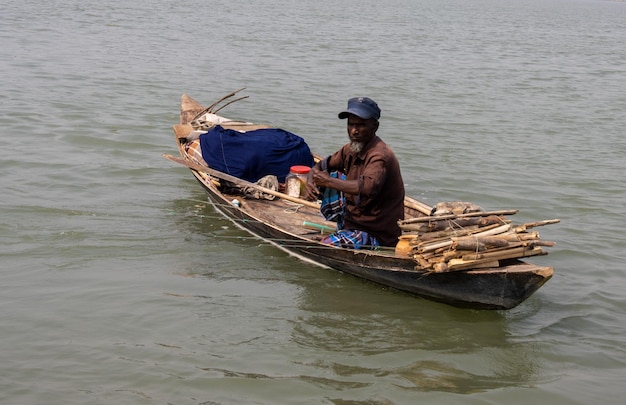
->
[2,0,625,403]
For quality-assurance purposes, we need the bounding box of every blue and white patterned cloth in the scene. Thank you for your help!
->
[321,229,380,250]
[319,171,345,228]
[318,171,380,250]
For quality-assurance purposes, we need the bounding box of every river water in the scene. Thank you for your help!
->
[2,0,625,403]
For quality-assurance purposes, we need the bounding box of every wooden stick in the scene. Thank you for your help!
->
[530,240,557,247]
[403,198,433,216]
[407,223,507,245]
[302,221,336,234]
[453,236,510,249]
[212,96,250,114]
[405,225,480,241]
[416,224,512,253]
[445,248,545,272]
[163,154,321,209]
[400,216,510,233]
[432,260,500,273]
[479,236,516,247]
[514,219,560,232]
[460,246,545,261]
[398,209,518,225]
[499,231,540,241]
[193,87,247,121]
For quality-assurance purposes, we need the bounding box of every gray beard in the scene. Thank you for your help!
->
[349,141,364,154]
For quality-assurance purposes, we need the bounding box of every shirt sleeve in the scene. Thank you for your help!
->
[325,147,347,173]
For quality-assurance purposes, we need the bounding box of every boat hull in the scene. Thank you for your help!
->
[170,93,553,310]
[193,172,552,310]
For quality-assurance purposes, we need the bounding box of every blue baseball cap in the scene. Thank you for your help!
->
[338,97,381,121]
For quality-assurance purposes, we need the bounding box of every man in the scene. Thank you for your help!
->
[304,97,405,248]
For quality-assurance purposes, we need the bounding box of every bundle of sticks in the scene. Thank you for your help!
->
[397,202,559,273]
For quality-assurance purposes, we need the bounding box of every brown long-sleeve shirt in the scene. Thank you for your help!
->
[325,136,405,246]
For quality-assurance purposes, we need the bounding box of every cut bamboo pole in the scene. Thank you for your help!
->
[531,240,557,247]
[417,224,512,253]
[514,219,560,232]
[403,198,433,216]
[407,223,506,246]
[446,249,545,272]
[410,216,510,233]
[460,246,545,262]
[398,209,518,225]
[432,260,500,272]
[406,225,481,241]
[452,236,510,250]
[499,231,540,241]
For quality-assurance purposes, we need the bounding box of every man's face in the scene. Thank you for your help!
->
[346,115,379,153]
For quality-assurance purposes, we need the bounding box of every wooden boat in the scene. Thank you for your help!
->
[164,91,555,310]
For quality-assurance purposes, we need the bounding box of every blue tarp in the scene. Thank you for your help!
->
[199,125,314,183]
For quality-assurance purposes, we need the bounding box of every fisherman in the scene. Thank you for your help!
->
[304,97,405,249]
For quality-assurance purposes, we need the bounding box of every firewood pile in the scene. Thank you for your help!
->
[397,202,559,272]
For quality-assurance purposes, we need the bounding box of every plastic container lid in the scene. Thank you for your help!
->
[289,165,311,174]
